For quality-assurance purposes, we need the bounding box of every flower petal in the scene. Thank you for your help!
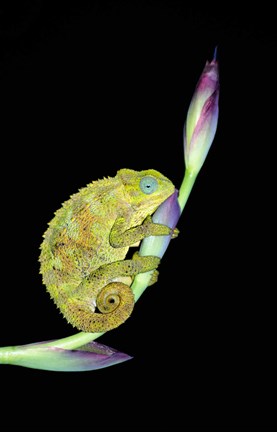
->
[185,59,219,148]
[139,189,181,258]
[186,88,219,171]
[184,56,219,173]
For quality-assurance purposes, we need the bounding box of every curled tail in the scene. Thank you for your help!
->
[58,282,135,333]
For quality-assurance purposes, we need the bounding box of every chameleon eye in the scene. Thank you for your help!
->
[139,176,158,195]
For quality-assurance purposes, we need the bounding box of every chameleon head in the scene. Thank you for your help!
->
[117,168,175,215]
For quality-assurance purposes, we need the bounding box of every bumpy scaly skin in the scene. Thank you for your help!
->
[39,168,175,333]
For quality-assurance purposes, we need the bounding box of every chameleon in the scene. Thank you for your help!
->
[39,168,176,333]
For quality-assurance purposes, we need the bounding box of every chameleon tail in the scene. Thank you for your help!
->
[59,282,135,333]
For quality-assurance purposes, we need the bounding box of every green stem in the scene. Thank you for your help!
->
[0,346,13,364]
[0,332,104,364]
[178,168,198,212]
[44,331,103,349]
[131,272,153,302]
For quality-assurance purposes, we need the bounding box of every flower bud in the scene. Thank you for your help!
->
[184,54,219,173]
[0,340,131,371]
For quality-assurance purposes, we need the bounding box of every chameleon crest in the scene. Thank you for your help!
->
[39,168,175,333]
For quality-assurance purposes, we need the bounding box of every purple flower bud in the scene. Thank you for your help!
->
[184,54,219,173]
[1,340,132,372]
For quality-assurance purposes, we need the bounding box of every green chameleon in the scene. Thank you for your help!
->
[39,168,176,333]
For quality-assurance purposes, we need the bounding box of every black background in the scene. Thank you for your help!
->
[0,2,275,432]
